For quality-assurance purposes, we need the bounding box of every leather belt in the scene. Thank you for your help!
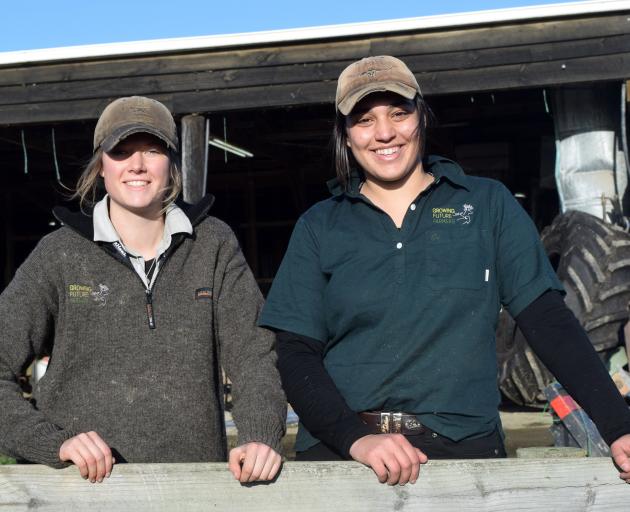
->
[359,411,425,435]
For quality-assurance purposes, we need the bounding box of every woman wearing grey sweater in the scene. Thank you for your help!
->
[0,96,286,483]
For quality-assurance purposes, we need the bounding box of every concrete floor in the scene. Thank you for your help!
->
[500,410,554,457]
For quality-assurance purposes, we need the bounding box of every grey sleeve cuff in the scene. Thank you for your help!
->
[16,422,77,468]
[235,414,287,454]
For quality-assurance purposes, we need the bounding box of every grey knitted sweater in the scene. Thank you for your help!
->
[0,196,286,467]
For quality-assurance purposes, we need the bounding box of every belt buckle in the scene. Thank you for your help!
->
[380,412,403,434]
[404,417,423,433]
[392,413,402,433]
[380,412,390,433]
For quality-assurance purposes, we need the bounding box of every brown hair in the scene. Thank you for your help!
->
[73,147,182,214]
[332,94,431,191]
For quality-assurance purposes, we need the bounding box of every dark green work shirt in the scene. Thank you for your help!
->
[260,156,563,451]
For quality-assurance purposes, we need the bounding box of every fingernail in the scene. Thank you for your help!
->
[90,479,96,483]
[622,463,630,472]
[82,475,88,480]
[106,472,111,478]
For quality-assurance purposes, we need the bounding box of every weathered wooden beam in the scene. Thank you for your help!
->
[419,52,630,94]
[2,33,629,107]
[1,41,629,125]
[180,114,207,203]
[0,459,627,511]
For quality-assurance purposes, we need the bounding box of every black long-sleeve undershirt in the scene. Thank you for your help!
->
[276,290,630,457]
[276,330,373,458]
[516,290,630,445]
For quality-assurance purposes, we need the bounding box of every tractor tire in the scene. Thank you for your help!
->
[497,210,630,407]
[542,210,630,352]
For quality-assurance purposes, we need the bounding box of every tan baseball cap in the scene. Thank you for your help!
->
[335,56,421,115]
[93,96,178,153]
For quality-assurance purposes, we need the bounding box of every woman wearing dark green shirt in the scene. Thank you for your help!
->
[259,56,630,486]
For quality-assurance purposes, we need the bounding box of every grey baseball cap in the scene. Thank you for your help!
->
[335,56,421,115]
[93,96,178,153]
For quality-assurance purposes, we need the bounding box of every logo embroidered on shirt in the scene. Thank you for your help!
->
[68,283,110,306]
[195,288,213,300]
[432,204,475,224]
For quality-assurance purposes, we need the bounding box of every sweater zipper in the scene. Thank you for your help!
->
[143,251,168,330]
[145,289,155,329]
[109,242,172,330]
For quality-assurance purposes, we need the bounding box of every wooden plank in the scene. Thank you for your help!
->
[0,95,175,125]
[421,52,630,94]
[0,61,339,106]
[2,33,630,107]
[0,459,627,511]
[170,81,333,113]
[0,12,627,87]
[0,40,370,87]
[372,13,630,56]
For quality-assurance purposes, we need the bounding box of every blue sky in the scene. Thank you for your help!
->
[1,0,577,52]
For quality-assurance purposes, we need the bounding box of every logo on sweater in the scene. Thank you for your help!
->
[432,204,475,224]
[68,283,110,306]
[195,287,213,300]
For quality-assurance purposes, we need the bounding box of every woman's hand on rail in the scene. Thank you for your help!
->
[228,442,282,483]
[349,434,428,485]
[610,433,630,483]
[59,431,114,483]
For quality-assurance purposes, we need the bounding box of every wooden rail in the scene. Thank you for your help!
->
[0,459,627,511]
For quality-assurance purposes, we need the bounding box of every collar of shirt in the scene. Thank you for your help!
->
[326,155,471,198]
[92,195,193,258]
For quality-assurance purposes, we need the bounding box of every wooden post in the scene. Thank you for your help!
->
[247,178,258,277]
[2,191,14,288]
[0,459,627,511]
[180,114,207,203]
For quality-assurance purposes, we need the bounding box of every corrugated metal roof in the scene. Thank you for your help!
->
[1,0,629,66]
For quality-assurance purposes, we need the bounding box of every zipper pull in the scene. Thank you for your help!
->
[145,289,156,329]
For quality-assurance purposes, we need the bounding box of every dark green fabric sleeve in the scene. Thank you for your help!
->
[259,217,328,343]
[494,184,563,316]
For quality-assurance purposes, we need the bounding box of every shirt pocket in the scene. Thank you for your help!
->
[424,228,491,290]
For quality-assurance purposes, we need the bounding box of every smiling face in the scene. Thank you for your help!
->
[345,91,422,187]
[100,132,171,219]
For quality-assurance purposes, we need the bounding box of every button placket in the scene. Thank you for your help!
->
[394,239,405,283]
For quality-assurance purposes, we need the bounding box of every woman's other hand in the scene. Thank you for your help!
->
[228,442,282,483]
[610,433,630,483]
[59,431,114,483]
[349,434,428,485]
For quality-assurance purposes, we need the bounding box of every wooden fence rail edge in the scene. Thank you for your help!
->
[0,458,628,511]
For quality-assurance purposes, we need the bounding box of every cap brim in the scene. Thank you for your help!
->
[337,82,418,115]
[100,124,178,153]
